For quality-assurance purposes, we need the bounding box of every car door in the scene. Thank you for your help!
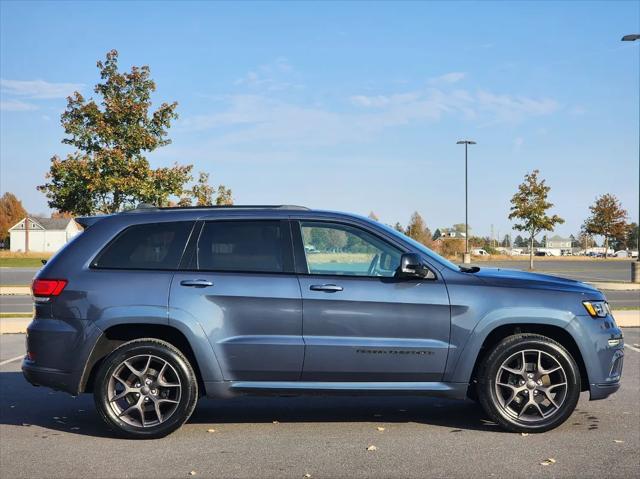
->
[169,218,304,381]
[293,220,451,382]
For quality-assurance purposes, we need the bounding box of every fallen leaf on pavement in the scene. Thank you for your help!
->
[189,471,197,476]
[366,445,377,451]
[304,474,311,478]
[207,428,216,433]
[376,427,385,432]
[614,440,624,443]
[272,421,279,424]
[520,433,529,437]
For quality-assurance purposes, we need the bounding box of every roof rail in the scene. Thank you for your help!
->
[123,204,309,213]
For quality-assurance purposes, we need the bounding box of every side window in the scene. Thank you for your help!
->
[300,222,402,277]
[197,221,289,273]
[93,222,194,270]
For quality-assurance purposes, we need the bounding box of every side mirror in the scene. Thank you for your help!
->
[397,253,435,280]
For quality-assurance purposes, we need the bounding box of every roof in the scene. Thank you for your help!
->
[9,216,74,231]
[547,235,571,242]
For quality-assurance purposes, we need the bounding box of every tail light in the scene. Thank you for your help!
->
[31,279,68,297]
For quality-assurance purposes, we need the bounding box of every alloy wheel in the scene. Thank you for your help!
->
[494,349,568,423]
[107,354,182,428]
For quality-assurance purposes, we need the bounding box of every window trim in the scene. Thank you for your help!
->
[182,219,296,275]
[90,221,197,272]
[292,220,412,279]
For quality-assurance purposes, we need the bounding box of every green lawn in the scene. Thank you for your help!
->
[0,257,46,268]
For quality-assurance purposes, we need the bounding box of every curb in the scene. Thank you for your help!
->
[0,286,30,295]
[613,310,640,328]
[589,282,640,291]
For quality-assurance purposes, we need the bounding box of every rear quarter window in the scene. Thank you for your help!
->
[92,221,194,270]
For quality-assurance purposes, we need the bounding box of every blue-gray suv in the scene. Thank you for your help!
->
[22,205,624,438]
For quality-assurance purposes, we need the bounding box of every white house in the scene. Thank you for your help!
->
[9,216,82,253]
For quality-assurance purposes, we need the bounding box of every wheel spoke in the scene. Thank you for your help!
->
[123,360,144,378]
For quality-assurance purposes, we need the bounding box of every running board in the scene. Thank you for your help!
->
[228,381,468,399]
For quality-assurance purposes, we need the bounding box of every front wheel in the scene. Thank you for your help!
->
[94,339,198,439]
[478,333,581,433]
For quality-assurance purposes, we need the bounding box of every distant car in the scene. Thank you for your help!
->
[23,205,624,438]
[535,251,551,256]
[613,251,630,258]
[472,248,489,256]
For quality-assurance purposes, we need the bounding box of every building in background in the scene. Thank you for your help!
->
[9,216,82,253]
[537,235,573,256]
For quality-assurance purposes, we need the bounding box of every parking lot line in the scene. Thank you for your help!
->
[0,354,23,366]
[625,344,640,353]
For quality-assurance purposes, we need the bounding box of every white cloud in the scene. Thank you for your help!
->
[181,71,560,148]
[1,78,82,99]
[234,58,302,92]
[0,99,38,111]
[513,137,524,151]
[428,72,466,85]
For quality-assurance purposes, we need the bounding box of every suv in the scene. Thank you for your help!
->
[23,205,624,438]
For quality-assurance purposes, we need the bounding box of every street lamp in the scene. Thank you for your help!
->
[621,33,640,282]
[457,139,476,264]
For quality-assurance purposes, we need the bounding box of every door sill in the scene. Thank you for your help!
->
[226,381,467,399]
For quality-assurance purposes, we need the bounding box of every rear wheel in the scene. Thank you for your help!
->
[94,339,198,439]
[478,334,580,433]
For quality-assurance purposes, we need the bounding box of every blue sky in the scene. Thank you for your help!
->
[1,1,638,240]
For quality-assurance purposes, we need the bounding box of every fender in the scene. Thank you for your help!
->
[444,306,577,384]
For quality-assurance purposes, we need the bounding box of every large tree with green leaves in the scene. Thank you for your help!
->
[38,50,194,214]
[582,194,627,258]
[508,170,564,269]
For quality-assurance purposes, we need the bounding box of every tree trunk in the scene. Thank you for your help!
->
[529,233,534,270]
[604,236,609,259]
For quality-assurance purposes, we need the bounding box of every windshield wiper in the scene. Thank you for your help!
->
[459,265,480,273]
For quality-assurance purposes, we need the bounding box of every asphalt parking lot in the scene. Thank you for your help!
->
[1,331,638,478]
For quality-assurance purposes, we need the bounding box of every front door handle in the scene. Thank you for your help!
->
[309,284,343,293]
[180,279,214,288]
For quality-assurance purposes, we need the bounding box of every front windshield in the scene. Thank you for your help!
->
[377,222,460,271]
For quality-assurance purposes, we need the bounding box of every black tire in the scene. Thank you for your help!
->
[94,338,198,439]
[477,334,580,433]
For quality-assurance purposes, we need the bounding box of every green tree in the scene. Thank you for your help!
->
[0,192,28,246]
[38,50,193,214]
[191,172,215,206]
[215,185,233,206]
[582,194,627,258]
[406,212,433,247]
[432,228,442,241]
[508,170,564,269]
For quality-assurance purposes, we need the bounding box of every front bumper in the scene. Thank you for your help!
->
[565,314,624,400]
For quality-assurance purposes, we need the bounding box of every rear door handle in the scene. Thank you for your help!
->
[309,284,343,293]
[180,279,214,288]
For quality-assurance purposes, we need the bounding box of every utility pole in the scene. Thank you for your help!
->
[456,140,476,264]
[621,34,640,281]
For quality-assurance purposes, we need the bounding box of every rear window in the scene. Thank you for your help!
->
[93,222,194,270]
[197,221,288,273]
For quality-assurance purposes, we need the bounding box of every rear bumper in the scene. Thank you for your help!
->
[21,317,101,396]
[22,361,76,394]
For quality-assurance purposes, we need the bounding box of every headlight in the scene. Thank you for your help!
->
[583,300,610,318]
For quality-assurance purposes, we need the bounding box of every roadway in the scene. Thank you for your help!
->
[1,332,638,478]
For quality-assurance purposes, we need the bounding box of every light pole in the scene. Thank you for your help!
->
[457,139,476,264]
[622,34,640,282]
